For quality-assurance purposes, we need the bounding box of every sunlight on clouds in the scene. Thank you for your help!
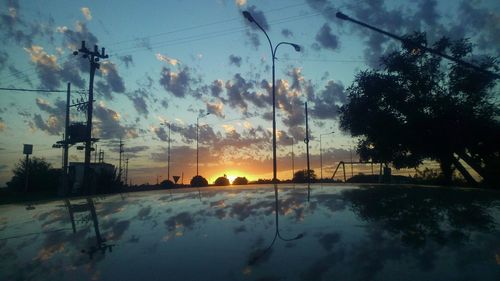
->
[8,7,17,18]
[24,45,60,70]
[222,124,235,133]
[56,26,68,33]
[235,0,247,7]
[156,53,180,66]
[243,121,253,129]
[81,7,92,21]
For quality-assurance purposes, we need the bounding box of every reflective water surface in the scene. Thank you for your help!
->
[1,184,499,280]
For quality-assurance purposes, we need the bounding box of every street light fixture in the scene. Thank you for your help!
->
[242,10,301,182]
[196,113,210,176]
[320,131,334,181]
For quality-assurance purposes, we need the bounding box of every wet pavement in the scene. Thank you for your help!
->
[1,184,499,280]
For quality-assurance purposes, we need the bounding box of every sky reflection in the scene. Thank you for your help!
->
[0,185,499,280]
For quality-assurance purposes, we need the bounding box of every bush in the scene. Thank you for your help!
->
[190,175,208,187]
[232,177,248,185]
[161,179,175,188]
[214,176,230,186]
[293,169,317,183]
[6,157,60,193]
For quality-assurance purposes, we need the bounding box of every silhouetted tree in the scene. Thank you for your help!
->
[293,169,317,183]
[190,175,208,187]
[232,177,248,185]
[214,176,230,186]
[339,32,500,186]
[7,157,60,193]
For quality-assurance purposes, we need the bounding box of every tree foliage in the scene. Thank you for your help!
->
[7,157,60,193]
[293,169,317,183]
[190,175,208,187]
[214,176,230,186]
[232,177,248,185]
[339,32,500,185]
[160,179,175,188]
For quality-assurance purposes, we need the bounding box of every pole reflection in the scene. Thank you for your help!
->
[248,184,304,265]
[65,198,114,259]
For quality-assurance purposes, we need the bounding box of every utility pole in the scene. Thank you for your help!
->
[94,144,98,163]
[73,41,108,195]
[118,139,124,183]
[63,83,70,175]
[291,137,294,180]
[124,158,129,187]
[98,149,104,163]
[304,102,311,184]
[167,123,171,181]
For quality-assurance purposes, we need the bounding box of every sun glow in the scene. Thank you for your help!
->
[226,174,237,184]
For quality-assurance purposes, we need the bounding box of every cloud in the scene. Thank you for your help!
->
[0,118,6,132]
[315,24,339,50]
[110,145,149,156]
[96,61,126,99]
[156,53,180,66]
[81,7,92,21]
[128,89,149,117]
[59,60,85,88]
[153,127,168,142]
[229,54,242,67]
[58,21,98,50]
[0,51,7,70]
[32,114,62,135]
[225,73,254,112]
[310,80,346,120]
[93,103,138,139]
[243,5,269,47]
[24,45,60,89]
[235,0,246,7]
[159,66,194,98]
[209,79,224,98]
[206,101,225,118]
[119,55,134,68]
[281,28,293,38]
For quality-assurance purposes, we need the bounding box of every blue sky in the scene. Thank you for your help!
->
[0,0,498,185]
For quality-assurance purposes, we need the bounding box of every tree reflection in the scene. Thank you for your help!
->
[341,186,498,248]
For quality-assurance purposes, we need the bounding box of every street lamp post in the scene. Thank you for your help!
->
[196,113,210,176]
[243,11,301,182]
[320,131,334,181]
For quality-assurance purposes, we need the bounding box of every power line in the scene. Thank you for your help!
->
[0,87,87,93]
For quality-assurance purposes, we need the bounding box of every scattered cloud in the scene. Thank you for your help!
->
[159,66,194,98]
[81,7,92,21]
[243,5,269,48]
[58,21,98,50]
[310,80,346,120]
[119,55,134,68]
[128,89,150,117]
[206,101,225,118]
[24,45,60,89]
[281,28,293,38]
[235,0,247,7]
[156,53,180,66]
[97,61,126,99]
[315,24,339,50]
[94,103,138,139]
[229,54,242,67]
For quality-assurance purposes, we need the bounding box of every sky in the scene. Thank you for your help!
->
[0,0,499,186]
